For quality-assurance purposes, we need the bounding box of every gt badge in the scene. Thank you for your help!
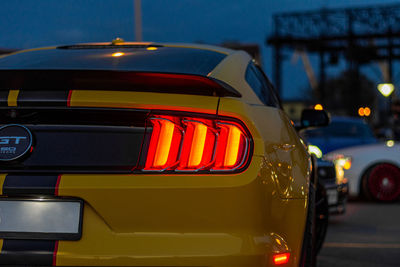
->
[0,124,33,161]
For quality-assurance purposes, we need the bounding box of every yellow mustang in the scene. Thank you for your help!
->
[0,41,324,266]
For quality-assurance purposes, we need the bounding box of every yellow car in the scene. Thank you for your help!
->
[0,41,323,266]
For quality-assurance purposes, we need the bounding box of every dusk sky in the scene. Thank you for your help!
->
[0,0,398,99]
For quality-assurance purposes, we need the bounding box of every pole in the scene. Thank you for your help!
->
[319,50,325,105]
[388,27,394,136]
[134,0,142,41]
[273,45,282,97]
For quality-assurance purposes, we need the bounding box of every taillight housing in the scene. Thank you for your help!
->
[142,114,252,173]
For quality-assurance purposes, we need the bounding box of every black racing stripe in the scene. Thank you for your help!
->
[3,174,59,196]
[0,90,7,106]
[0,239,55,265]
[17,90,69,106]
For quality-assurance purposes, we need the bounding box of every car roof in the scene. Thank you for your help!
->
[330,116,369,124]
[0,41,261,103]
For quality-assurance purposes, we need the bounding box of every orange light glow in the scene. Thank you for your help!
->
[358,107,371,117]
[273,252,290,265]
[358,107,365,116]
[314,104,323,110]
[188,122,207,167]
[154,120,175,167]
[343,161,351,170]
[364,107,371,116]
[112,52,125,57]
[147,46,158,51]
[224,125,241,167]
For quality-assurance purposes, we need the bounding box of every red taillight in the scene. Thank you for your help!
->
[178,120,216,171]
[144,117,183,170]
[143,115,251,172]
[273,252,290,265]
[213,122,247,170]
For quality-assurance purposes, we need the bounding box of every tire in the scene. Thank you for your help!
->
[363,163,400,202]
[300,184,316,267]
[315,181,329,253]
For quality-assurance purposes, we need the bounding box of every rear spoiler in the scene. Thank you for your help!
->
[0,70,241,97]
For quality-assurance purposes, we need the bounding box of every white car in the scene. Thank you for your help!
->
[325,141,400,202]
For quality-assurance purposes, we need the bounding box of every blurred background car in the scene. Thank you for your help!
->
[302,116,378,155]
[299,111,349,217]
[316,159,348,214]
[326,141,400,202]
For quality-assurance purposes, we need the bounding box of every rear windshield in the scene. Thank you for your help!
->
[0,46,226,76]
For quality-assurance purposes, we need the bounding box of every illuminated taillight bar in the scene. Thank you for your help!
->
[143,115,251,172]
[144,117,183,171]
[273,252,290,265]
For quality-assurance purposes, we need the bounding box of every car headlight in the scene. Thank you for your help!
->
[324,153,352,170]
[308,144,322,158]
[323,154,351,184]
[336,157,352,170]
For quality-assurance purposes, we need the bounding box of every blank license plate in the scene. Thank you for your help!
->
[0,198,83,240]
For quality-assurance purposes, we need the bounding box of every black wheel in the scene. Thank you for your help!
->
[362,163,400,202]
[315,181,329,253]
[300,184,316,267]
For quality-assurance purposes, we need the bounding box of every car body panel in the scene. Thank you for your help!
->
[53,168,307,266]
[69,90,220,114]
[208,50,263,104]
[218,98,310,199]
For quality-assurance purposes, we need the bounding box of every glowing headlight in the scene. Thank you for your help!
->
[386,140,395,147]
[336,157,352,170]
[308,145,322,158]
[324,153,351,184]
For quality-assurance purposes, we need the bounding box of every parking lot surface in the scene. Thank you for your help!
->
[318,201,400,266]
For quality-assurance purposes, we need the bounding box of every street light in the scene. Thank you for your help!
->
[358,107,371,117]
[377,83,394,97]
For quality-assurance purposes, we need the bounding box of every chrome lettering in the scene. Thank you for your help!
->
[0,136,27,145]
[0,147,16,154]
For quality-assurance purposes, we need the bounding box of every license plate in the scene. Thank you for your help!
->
[327,189,338,205]
[0,198,83,240]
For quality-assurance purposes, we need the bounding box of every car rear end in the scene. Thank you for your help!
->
[316,159,348,214]
[0,43,308,267]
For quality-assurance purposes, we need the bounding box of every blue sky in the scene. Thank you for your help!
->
[0,0,398,99]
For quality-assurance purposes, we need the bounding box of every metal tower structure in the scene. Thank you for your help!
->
[267,4,400,104]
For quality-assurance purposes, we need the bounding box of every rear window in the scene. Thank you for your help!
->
[0,46,226,76]
[245,62,280,107]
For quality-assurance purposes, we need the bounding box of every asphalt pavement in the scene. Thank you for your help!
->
[317,200,400,267]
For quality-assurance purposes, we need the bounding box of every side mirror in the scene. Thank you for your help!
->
[298,109,330,130]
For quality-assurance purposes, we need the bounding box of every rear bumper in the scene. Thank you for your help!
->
[323,181,348,215]
[0,156,308,267]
